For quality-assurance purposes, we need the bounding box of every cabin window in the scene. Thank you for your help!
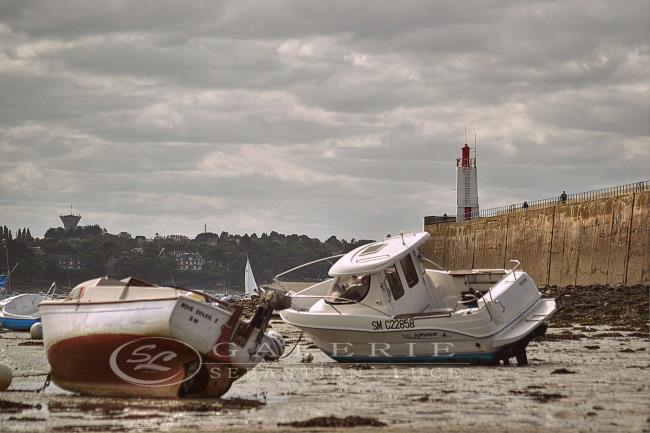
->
[385,265,404,300]
[400,254,419,288]
[325,274,371,304]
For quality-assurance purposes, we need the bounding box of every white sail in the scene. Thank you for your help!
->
[244,256,258,295]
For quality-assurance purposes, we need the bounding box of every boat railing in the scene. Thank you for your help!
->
[43,282,58,300]
[288,293,393,318]
[273,254,344,292]
[420,255,446,271]
[479,260,520,320]
[505,259,521,280]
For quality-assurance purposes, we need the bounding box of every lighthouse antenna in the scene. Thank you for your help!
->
[474,133,478,160]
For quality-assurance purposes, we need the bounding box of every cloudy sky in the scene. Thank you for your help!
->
[1,1,648,240]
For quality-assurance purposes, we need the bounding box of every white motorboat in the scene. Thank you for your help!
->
[279,232,556,365]
[39,276,289,398]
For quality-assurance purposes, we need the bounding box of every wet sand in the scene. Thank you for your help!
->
[1,287,649,433]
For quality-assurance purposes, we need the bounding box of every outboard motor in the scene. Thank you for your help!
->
[258,330,286,361]
[228,290,292,367]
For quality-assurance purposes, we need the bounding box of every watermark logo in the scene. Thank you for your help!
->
[109,337,202,387]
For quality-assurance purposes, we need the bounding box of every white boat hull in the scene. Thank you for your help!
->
[280,265,557,364]
[283,298,554,363]
[40,295,267,398]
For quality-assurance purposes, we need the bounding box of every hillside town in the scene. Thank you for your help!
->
[0,215,372,291]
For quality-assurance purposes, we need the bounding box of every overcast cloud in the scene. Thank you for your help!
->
[0,0,648,240]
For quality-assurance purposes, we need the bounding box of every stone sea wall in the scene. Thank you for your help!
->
[423,191,649,286]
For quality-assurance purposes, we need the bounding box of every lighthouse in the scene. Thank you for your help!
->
[456,143,479,221]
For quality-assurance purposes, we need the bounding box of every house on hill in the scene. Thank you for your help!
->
[159,248,204,271]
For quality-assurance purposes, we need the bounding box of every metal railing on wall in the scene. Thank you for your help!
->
[424,180,649,224]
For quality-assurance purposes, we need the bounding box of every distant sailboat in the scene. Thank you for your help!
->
[244,255,258,296]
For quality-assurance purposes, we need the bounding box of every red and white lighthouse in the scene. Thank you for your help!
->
[456,143,479,221]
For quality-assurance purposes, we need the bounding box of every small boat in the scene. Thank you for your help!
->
[278,232,556,365]
[0,293,46,331]
[220,255,260,302]
[39,276,290,398]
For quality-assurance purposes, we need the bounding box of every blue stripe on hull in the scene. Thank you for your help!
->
[330,351,497,364]
[0,317,40,331]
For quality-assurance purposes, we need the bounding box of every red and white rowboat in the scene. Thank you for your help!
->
[39,276,288,398]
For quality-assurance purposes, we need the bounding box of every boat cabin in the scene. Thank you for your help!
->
[307,233,436,317]
[307,232,515,318]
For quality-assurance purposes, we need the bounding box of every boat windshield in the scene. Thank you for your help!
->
[325,274,371,304]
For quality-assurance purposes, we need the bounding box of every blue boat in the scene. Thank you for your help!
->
[0,293,45,331]
[0,316,40,331]
[0,274,8,301]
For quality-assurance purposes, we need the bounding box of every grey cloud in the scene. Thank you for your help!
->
[0,0,647,240]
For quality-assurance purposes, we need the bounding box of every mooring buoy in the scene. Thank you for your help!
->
[30,322,43,339]
[0,363,12,391]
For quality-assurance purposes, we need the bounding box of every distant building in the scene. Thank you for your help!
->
[159,248,204,271]
[166,234,189,242]
[60,213,81,231]
[53,255,83,270]
[134,235,147,242]
[176,252,204,271]
[118,231,132,239]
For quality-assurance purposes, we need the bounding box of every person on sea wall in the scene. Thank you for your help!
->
[560,191,568,203]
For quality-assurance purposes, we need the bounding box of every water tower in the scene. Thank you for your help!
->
[60,205,81,231]
[456,143,479,221]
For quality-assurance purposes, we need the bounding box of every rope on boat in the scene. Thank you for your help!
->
[280,331,303,359]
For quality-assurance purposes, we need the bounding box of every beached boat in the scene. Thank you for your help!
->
[39,276,290,398]
[278,232,556,365]
[0,293,46,331]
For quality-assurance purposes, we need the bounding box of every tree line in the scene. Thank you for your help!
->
[0,225,373,291]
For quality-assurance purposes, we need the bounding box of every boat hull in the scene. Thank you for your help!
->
[40,297,244,398]
[0,316,40,331]
[47,333,236,398]
[282,298,555,364]
[326,324,547,364]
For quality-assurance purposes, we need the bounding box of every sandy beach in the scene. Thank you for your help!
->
[1,286,648,433]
